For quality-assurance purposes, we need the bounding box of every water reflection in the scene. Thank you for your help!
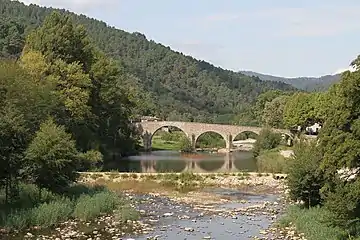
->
[105,151,258,173]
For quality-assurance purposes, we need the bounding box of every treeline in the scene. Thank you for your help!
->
[284,56,360,238]
[0,12,143,202]
[250,88,327,130]
[0,0,297,124]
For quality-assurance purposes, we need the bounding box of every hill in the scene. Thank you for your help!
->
[240,71,340,91]
[0,0,297,124]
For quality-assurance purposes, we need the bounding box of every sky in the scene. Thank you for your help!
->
[19,0,360,77]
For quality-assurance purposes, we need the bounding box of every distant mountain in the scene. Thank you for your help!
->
[240,71,341,92]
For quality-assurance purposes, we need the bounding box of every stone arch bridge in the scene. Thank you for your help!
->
[136,121,292,152]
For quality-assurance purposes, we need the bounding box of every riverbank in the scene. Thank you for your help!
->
[1,172,295,240]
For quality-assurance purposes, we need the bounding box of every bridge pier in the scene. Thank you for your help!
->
[142,132,152,151]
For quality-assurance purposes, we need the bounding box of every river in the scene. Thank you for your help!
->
[105,151,258,173]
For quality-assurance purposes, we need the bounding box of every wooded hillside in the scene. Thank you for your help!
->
[0,0,297,124]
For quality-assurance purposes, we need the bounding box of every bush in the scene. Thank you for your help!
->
[179,136,192,152]
[0,183,134,231]
[322,179,360,234]
[253,128,282,157]
[116,205,140,222]
[73,191,127,221]
[256,148,288,173]
[287,140,325,208]
[24,119,80,193]
[31,198,73,227]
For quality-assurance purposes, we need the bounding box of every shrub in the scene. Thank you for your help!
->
[24,119,80,193]
[73,191,127,221]
[31,198,73,228]
[287,140,325,208]
[116,205,140,222]
[179,136,192,152]
[253,128,282,157]
[256,148,288,173]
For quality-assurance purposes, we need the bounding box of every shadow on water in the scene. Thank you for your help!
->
[103,150,258,173]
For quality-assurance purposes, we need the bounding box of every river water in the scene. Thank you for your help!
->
[122,187,284,240]
[105,151,258,173]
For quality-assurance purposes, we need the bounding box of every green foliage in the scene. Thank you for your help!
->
[25,119,80,193]
[279,205,347,240]
[0,61,55,202]
[253,128,282,157]
[0,16,25,59]
[0,183,136,231]
[31,197,73,228]
[283,92,318,129]
[78,150,103,171]
[196,132,226,148]
[286,140,325,208]
[262,95,289,128]
[323,180,360,232]
[179,136,192,153]
[256,148,288,173]
[73,191,126,221]
[0,0,296,123]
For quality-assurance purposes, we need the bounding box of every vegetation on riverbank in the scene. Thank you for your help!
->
[279,205,348,240]
[0,183,138,232]
[256,148,289,173]
[279,57,360,238]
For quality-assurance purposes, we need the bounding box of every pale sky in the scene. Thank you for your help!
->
[18,0,360,77]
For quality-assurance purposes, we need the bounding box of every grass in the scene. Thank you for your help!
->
[278,205,348,240]
[256,147,290,173]
[0,183,138,231]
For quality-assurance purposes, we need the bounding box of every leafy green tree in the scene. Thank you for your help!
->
[0,61,55,202]
[20,11,138,161]
[283,92,318,129]
[262,95,289,128]
[0,17,25,58]
[287,139,325,208]
[78,150,103,171]
[25,119,80,193]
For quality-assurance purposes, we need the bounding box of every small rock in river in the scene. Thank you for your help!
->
[163,212,173,217]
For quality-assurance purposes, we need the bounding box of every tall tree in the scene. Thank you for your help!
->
[0,61,54,201]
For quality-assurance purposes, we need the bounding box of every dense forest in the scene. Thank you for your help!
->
[241,70,341,92]
[0,0,297,124]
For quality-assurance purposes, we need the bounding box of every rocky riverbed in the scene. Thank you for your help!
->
[3,173,305,240]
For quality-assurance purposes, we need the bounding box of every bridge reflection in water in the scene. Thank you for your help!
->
[124,151,257,173]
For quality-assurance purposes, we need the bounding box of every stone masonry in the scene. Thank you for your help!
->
[137,121,292,152]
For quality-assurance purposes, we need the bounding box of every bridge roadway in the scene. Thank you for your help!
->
[137,121,292,152]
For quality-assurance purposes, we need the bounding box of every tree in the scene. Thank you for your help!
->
[21,12,139,161]
[0,61,55,201]
[0,17,25,59]
[253,128,282,157]
[25,119,79,193]
[316,59,360,230]
[283,92,318,129]
[287,139,325,208]
[262,95,289,128]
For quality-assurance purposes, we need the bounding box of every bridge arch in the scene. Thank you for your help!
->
[150,125,188,141]
[233,131,259,140]
[194,131,227,149]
